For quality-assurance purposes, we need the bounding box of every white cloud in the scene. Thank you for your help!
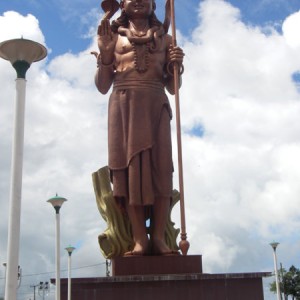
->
[176,0,300,276]
[282,10,300,48]
[0,11,45,45]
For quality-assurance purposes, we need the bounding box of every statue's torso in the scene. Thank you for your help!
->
[114,33,170,83]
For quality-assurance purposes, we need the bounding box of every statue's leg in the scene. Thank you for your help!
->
[124,203,149,256]
[151,197,175,255]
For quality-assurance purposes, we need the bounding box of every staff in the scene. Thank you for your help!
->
[169,0,190,255]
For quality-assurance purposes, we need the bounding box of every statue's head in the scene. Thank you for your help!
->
[110,0,162,33]
[101,0,158,22]
[120,0,156,15]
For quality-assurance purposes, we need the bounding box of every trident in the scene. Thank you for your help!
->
[167,0,190,255]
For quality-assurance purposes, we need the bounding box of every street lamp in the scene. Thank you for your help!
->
[38,281,49,300]
[0,38,47,300]
[48,194,67,300]
[30,283,39,300]
[30,281,49,300]
[270,241,281,300]
[106,259,111,277]
[2,263,7,299]
[65,246,75,300]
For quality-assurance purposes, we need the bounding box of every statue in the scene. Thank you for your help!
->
[92,0,185,257]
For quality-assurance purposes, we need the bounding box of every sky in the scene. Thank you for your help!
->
[0,0,300,299]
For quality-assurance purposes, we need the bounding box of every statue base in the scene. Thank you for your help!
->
[56,271,270,300]
[54,255,271,300]
[112,255,202,275]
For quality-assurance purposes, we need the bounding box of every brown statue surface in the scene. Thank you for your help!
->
[94,0,184,257]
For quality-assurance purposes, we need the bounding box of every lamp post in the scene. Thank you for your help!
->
[0,38,47,300]
[38,281,49,300]
[48,195,67,300]
[106,260,111,277]
[270,242,281,300]
[30,283,39,300]
[65,246,75,300]
[17,265,22,288]
[3,263,7,299]
[30,281,49,300]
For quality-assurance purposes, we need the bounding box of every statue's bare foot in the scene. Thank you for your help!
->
[124,240,149,256]
[151,238,180,256]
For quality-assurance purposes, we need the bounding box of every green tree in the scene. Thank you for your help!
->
[270,265,300,300]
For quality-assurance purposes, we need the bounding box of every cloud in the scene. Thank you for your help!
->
[176,0,300,275]
[1,2,300,299]
[0,11,45,44]
[282,10,300,48]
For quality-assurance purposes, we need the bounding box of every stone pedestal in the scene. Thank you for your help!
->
[57,272,270,300]
[112,255,202,275]
[54,255,271,300]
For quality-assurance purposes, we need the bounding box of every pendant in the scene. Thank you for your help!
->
[132,42,149,73]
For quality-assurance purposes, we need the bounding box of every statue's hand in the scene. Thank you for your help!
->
[168,46,184,68]
[97,19,116,64]
[166,45,185,76]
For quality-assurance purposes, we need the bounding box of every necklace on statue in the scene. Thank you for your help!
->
[129,21,148,37]
[131,42,150,73]
[118,23,155,73]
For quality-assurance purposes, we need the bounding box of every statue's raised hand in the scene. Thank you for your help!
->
[97,19,117,65]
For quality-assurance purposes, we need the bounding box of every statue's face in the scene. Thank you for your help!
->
[123,0,154,18]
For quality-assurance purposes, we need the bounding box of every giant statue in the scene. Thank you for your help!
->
[92,0,185,258]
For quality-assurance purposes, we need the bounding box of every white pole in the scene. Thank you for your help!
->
[55,212,61,300]
[5,78,27,300]
[2,263,7,299]
[273,249,281,300]
[47,195,66,300]
[68,253,72,300]
[65,245,75,300]
[270,242,281,300]
[0,38,47,300]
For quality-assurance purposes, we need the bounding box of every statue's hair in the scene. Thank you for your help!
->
[111,1,163,33]
[119,0,156,10]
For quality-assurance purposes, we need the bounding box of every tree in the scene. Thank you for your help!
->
[270,265,300,300]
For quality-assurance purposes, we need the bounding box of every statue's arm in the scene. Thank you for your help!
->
[165,35,184,95]
[94,20,117,95]
[95,58,115,95]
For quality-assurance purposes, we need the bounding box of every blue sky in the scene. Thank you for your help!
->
[1,1,300,300]
[0,0,299,57]
[230,0,300,25]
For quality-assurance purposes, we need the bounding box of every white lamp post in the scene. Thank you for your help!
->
[270,242,281,300]
[0,38,47,300]
[2,263,7,299]
[48,195,67,300]
[65,246,75,300]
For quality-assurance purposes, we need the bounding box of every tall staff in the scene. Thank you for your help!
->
[168,0,190,255]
